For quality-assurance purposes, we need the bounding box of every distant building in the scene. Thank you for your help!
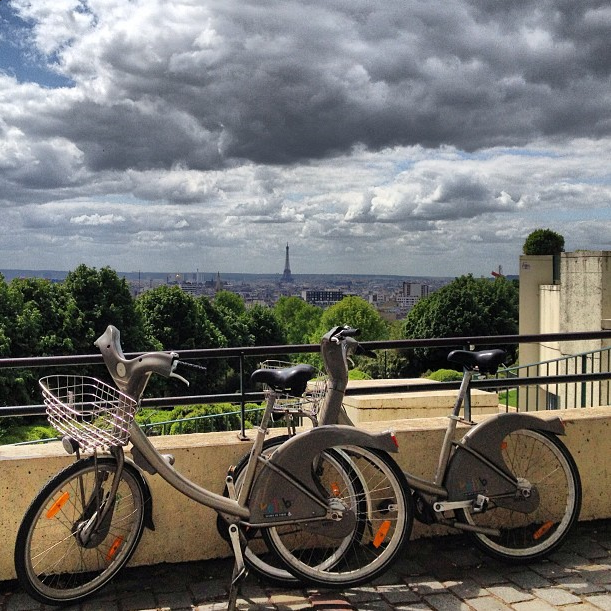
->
[396,282,430,311]
[302,289,344,308]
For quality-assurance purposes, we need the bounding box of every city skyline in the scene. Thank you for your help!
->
[1,1,610,277]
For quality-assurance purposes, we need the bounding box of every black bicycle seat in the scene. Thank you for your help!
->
[251,364,317,397]
[447,349,507,374]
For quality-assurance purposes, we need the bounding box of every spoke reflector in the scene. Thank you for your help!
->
[46,491,70,519]
[330,482,341,496]
[533,521,554,540]
[106,536,124,562]
[373,520,391,548]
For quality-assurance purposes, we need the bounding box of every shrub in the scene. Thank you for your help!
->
[427,369,463,382]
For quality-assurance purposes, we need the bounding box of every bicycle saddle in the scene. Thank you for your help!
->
[251,364,317,397]
[447,349,507,374]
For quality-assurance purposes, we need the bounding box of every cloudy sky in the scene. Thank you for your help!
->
[1,0,610,277]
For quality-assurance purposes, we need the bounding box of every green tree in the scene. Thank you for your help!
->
[402,275,518,372]
[137,286,232,394]
[137,285,210,350]
[8,277,83,356]
[199,297,251,348]
[214,290,246,317]
[274,296,322,345]
[64,265,145,351]
[242,305,286,347]
[523,229,565,255]
[312,296,389,342]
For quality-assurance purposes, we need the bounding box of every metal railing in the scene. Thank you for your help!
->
[2,330,611,444]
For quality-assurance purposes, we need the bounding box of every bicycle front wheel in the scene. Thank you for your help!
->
[15,456,147,605]
[264,446,412,588]
[457,429,581,562]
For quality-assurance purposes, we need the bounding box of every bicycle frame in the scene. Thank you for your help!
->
[316,326,568,522]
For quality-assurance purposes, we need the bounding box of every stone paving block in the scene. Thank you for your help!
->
[352,599,394,610]
[393,604,430,611]
[556,574,607,595]
[405,574,448,595]
[529,559,576,579]
[562,604,606,611]
[578,564,611,585]
[193,602,228,611]
[341,585,381,605]
[486,585,533,604]
[469,568,508,587]
[445,577,487,599]
[376,583,420,604]
[424,592,471,610]
[467,596,513,611]
[532,585,582,606]
[190,578,227,601]
[115,589,157,610]
[512,600,557,611]
[5,592,45,611]
[309,593,353,609]
[584,593,611,611]
[507,569,552,589]
[156,589,194,609]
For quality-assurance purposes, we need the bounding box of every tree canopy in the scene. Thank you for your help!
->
[523,229,565,255]
[274,296,322,345]
[402,274,518,371]
[312,296,389,342]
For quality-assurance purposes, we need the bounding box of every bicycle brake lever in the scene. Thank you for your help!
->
[170,371,189,386]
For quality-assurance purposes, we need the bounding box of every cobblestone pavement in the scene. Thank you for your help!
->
[2,520,611,611]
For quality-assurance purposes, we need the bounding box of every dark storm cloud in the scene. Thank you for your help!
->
[12,0,608,173]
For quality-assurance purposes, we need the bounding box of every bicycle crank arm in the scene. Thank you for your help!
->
[434,494,489,513]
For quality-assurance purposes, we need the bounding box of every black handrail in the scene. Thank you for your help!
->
[2,330,611,419]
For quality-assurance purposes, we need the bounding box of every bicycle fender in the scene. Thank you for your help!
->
[123,459,155,531]
[248,425,397,525]
[444,413,565,504]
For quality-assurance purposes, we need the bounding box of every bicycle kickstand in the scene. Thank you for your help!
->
[227,523,247,611]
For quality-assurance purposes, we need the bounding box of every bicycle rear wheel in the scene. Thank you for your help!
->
[457,429,581,562]
[15,456,147,605]
[264,446,413,588]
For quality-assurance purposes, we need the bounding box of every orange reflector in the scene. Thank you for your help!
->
[533,521,554,540]
[373,520,391,548]
[500,441,508,450]
[106,536,124,562]
[46,491,70,519]
[330,482,341,497]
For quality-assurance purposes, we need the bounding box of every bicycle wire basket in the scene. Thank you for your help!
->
[259,360,328,416]
[40,375,138,452]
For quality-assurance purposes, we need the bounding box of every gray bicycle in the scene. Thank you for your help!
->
[235,325,582,584]
[14,325,412,608]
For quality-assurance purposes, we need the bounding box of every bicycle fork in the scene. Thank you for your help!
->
[75,447,125,548]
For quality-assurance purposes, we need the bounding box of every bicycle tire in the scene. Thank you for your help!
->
[15,456,147,605]
[457,429,581,563]
[264,445,413,588]
[226,437,367,585]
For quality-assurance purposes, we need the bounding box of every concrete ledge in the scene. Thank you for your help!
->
[1,407,609,581]
[343,378,500,421]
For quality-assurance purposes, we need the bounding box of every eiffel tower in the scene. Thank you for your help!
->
[281,243,294,283]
